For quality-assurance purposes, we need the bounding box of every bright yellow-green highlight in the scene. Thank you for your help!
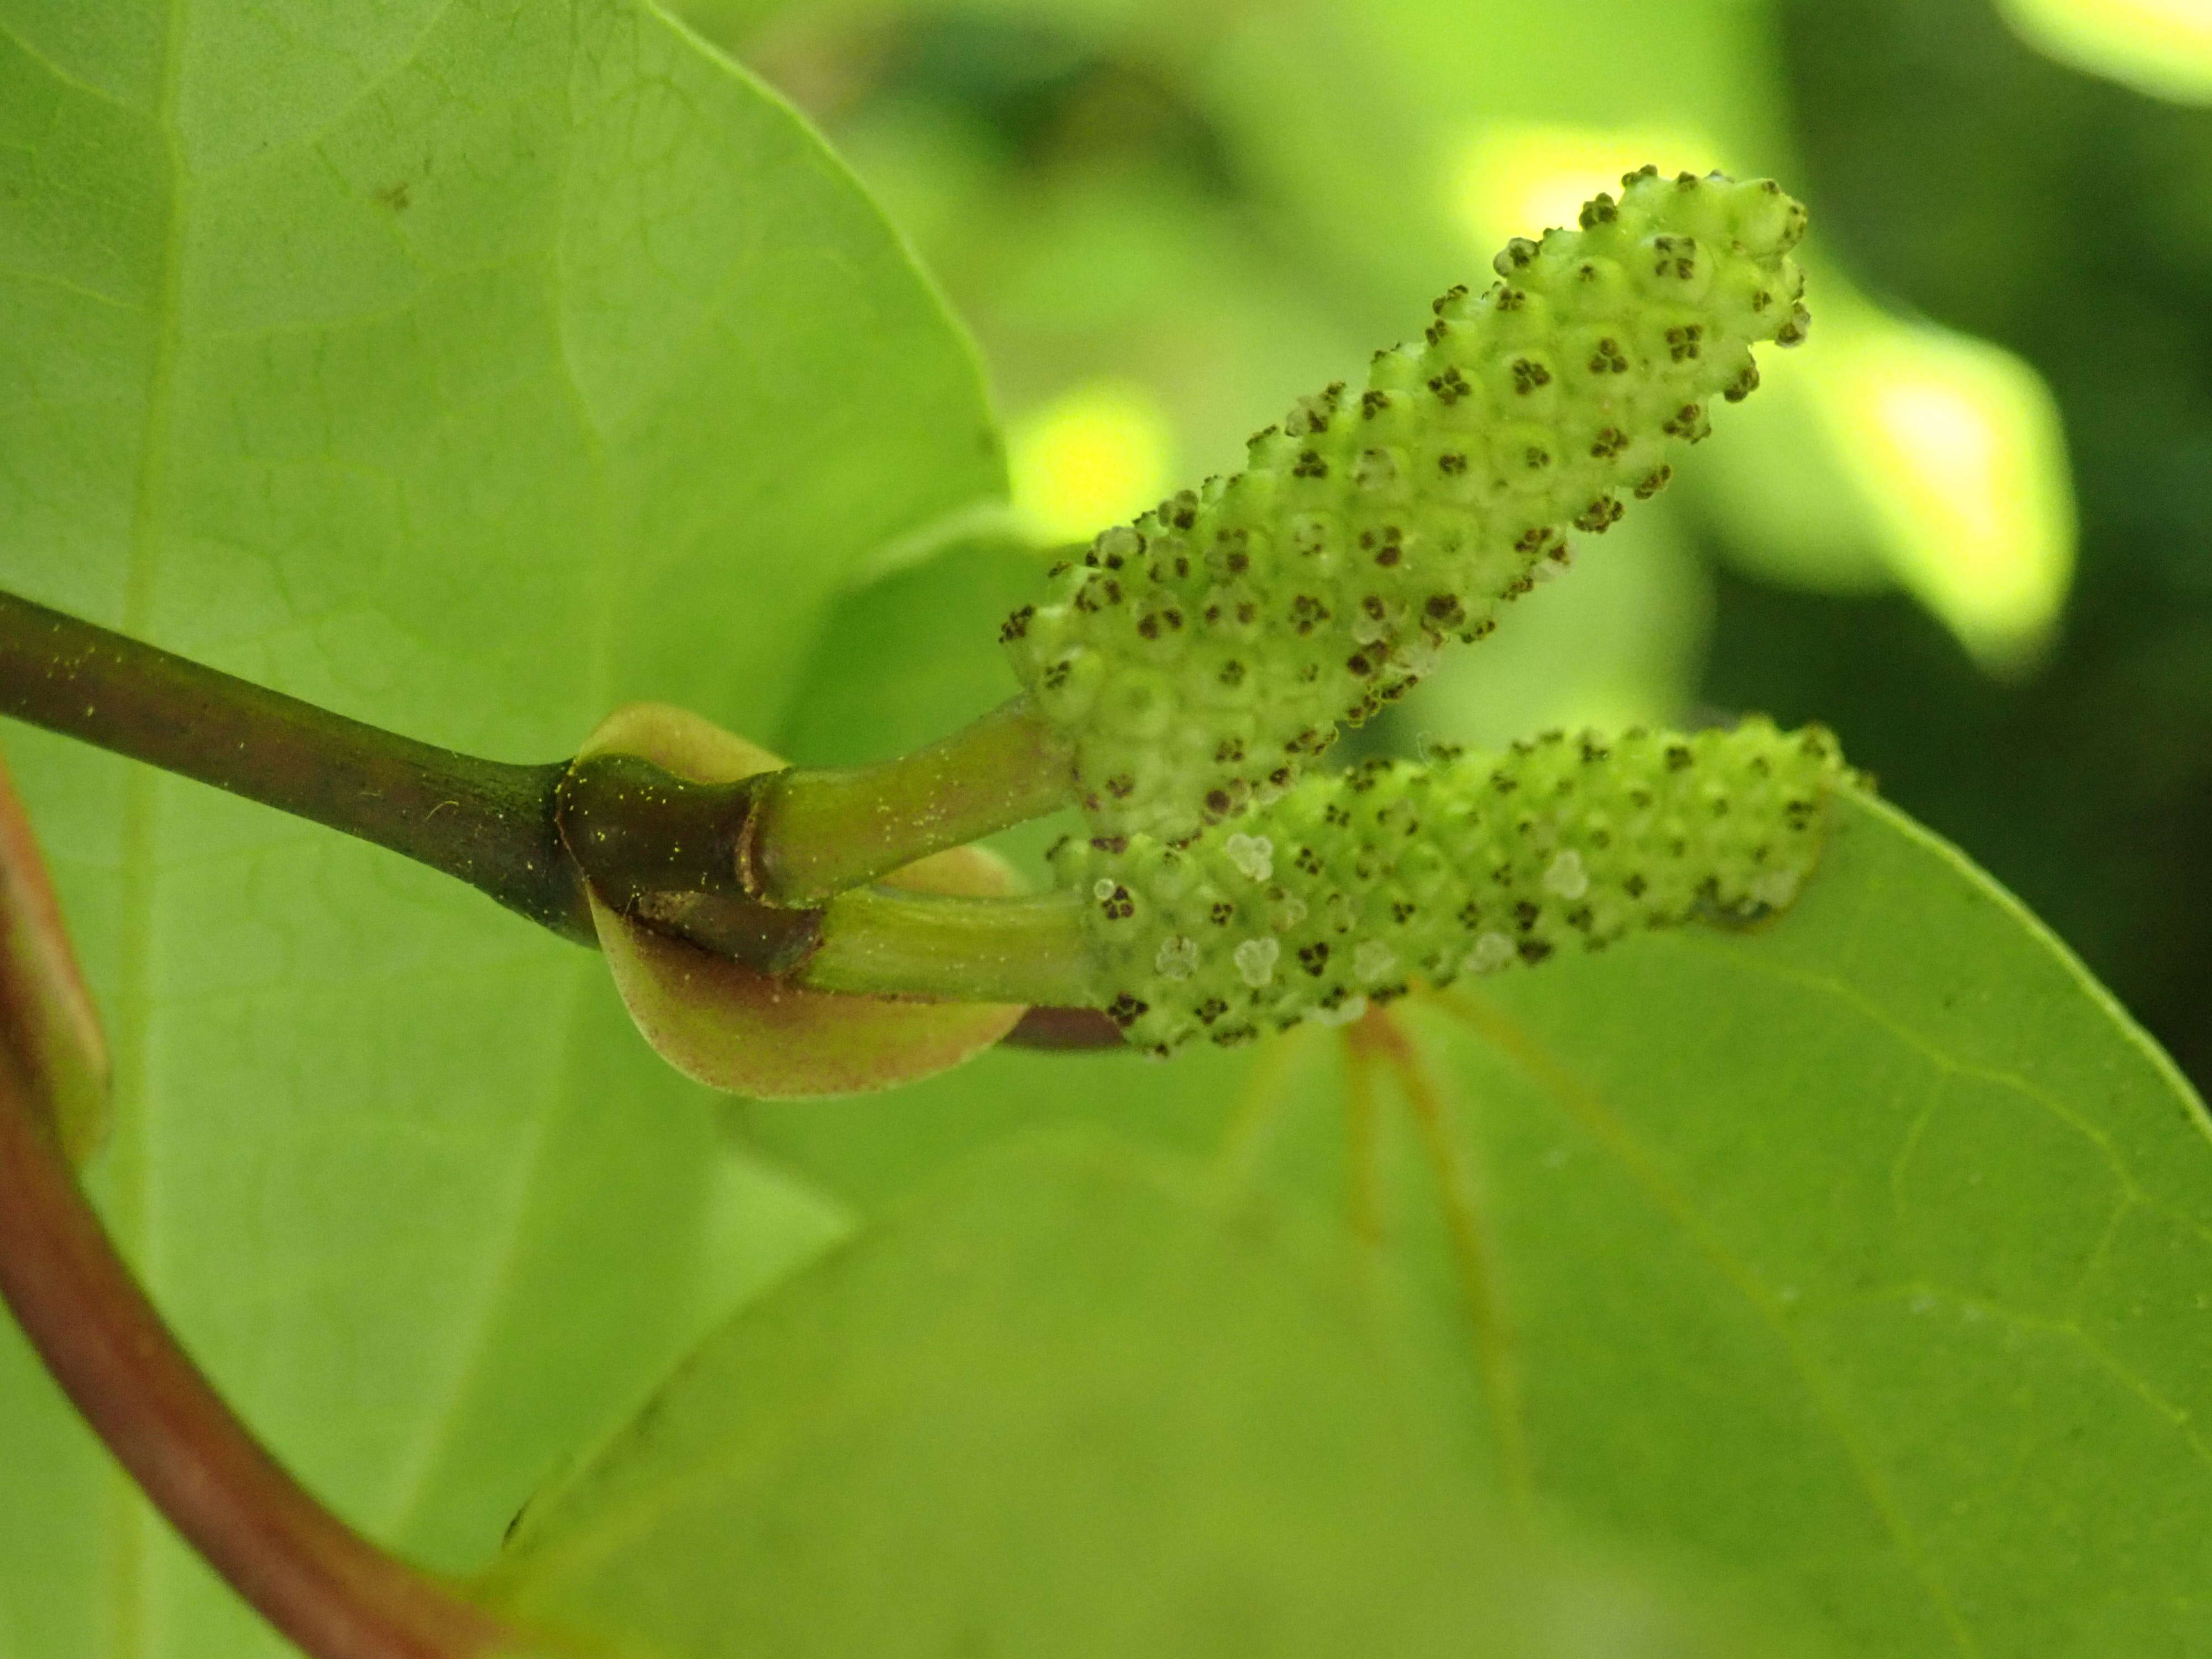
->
[1008,380,1174,544]
[1815,317,2075,672]
[1999,0,2212,103]
[1448,121,1723,251]
[1444,123,2078,671]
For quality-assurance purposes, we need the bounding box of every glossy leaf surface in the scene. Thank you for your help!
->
[744,672,2212,1657]
[487,1133,1807,1659]
[2,2,2206,1656]
[0,2,996,1653]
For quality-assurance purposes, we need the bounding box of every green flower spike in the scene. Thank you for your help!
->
[1048,719,1851,1055]
[1001,167,1811,843]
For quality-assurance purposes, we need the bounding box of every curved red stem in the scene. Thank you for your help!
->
[0,1055,520,1659]
[0,747,525,1659]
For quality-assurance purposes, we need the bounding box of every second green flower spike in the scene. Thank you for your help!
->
[1051,719,1852,1053]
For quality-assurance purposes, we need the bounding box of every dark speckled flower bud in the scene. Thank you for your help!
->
[1003,170,1810,843]
[1052,719,1851,1054]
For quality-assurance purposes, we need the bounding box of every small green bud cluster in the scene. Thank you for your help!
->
[1051,720,1849,1055]
[1001,168,1810,844]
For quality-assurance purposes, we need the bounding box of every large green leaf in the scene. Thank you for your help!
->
[741,708,2212,1650]
[0,3,996,1653]
[483,1131,1816,1658]
[4,1,2204,1653]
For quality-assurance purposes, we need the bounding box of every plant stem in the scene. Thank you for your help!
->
[553,752,823,974]
[742,698,1073,906]
[0,589,1109,1022]
[0,1048,525,1659]
[805,886,1097,1006]
[1001,1006,1128,1050]
[0,591,593,943]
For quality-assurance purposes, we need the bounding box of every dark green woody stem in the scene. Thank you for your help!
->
[0,591,1103,1025]
[0,591,593,943]
[552,753,823,974]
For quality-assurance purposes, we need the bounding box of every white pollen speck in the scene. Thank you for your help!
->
[1464,931,1515,974]
[1353,941,1397,982]
[1308,995,1368,1028]
[1543,849,1590,900]
[1272,894,1309,930]
[1351,449,1400,492]
[1233,937,1280,987]
[1093,878,1119,901]
[1096,524,1141,562]
[1224,833,1274,881]
[1750,868,1801,908]
[1155,936,1199,980]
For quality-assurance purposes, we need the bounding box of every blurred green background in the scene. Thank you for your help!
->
[684,0,2212,1089]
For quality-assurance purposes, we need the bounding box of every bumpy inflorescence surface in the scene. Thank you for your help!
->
[1002,168,1810,843]
[1051,720,1850,1055]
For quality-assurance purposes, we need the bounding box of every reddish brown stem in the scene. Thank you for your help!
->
[999,1005,1126,1050]
[0,1052,520,1659]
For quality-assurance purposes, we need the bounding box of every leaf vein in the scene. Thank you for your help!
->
[1429,987,1985,1658]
